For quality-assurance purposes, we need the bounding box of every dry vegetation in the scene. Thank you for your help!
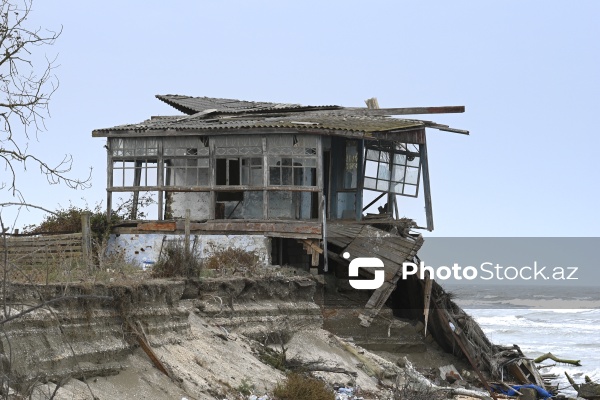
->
[272,373,334,400]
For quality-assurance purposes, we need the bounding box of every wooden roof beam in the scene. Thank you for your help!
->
[342,105,465,116]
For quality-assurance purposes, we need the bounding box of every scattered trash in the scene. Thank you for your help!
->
[247,395,269,400]
[335,386,364,400]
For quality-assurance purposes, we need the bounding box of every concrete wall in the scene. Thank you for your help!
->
[169,192,211,219]
[107,233,270,268]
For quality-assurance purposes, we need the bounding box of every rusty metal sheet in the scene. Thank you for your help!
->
[137,222,177,231]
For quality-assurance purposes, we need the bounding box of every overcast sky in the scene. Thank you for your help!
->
[2,0,599,237]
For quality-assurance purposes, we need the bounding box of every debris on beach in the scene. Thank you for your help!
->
[565,372,600,400]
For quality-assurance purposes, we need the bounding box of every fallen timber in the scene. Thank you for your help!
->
[565,373,600,400]
[327,220,550,397]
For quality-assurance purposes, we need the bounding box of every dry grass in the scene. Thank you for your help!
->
[273,373,334,400]
[203,248,260,276]
[1,240,148,285]
[151,239,202,278]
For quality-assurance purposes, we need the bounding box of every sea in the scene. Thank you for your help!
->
[444,283,600,398]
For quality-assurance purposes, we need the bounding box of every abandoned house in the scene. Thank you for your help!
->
[93,94,468,270]
[92,97,556,394]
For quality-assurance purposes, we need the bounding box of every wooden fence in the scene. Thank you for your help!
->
[0,214,92,268]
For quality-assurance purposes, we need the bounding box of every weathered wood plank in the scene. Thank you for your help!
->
[179,220,322,235]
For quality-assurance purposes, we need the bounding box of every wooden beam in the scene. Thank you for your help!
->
[178,220,322,235]
[420,142,434,232]
[301,239,323,254]
[108,185,320,193]
[342,105,465,116]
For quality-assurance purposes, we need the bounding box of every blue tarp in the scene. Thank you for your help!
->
[491,383,552,399]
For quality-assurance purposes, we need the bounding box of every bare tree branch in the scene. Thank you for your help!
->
[0,201,59,215]
[0,0,91,196]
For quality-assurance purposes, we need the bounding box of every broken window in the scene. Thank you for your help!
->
[110,138,159,187]
[343,140,358,189]
[241,158,263,186]
[363,143,421,197]
[267,134,317,156]
[164,137,209,187]
[111,138,158,157]
[215,158,242,201]
[112,160,158,187]
[268,158,316,186]
[267,135,317,187]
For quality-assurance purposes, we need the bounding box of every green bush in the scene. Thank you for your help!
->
[273,373,333,400]
[21,203,117,240]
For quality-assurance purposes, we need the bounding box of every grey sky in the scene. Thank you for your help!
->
[3,0,599,237]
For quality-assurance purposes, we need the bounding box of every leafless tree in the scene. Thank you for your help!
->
[0,0,90,202]
[0,2,93,398]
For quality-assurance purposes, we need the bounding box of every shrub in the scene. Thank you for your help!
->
[203,247,260,275]
[151,239,202,278]
[273,373,333,400]
[21,203,119,242]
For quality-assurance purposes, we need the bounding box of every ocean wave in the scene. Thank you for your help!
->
[459,298,600,309]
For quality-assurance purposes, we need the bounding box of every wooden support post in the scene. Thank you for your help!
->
[420,141,434,231]
[322,195,328,272]
[81,212,92,266]
[106,139,113,221]
[157,138,164,220]
[262,137,268,219]
[423,273,433,336]
[356,139,364,221]
[184,209,191,255]
[131,160,142,219]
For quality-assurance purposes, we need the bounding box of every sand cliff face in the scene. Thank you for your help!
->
[0,276,478,400]
[0,277,345,399]
[1,281,190,386]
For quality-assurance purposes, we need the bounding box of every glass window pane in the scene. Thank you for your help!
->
[364,177,377,190]
[282,166,292,185]
[403,184,417,196]
[377,180,389,192]
[391,164,405,183]
[377,165,390,180]
[406,167,419,185]
[366,149,379,161]
[269,167,281,185]
[391,181,404,194]
[394,153,406,165]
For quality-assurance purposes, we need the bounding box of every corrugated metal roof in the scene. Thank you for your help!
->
[156,94,341,115]
[94,111,424,135]
[92,95,452,137]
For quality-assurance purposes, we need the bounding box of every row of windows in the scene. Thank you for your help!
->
[112,157,317,188]
[110,136,318,158]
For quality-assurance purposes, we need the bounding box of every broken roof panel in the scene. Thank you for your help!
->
[156,94,341,115]
[92,95,468,137]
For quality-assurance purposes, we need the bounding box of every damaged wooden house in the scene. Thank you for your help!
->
[93,95,550,396]
[93,94,465,266]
